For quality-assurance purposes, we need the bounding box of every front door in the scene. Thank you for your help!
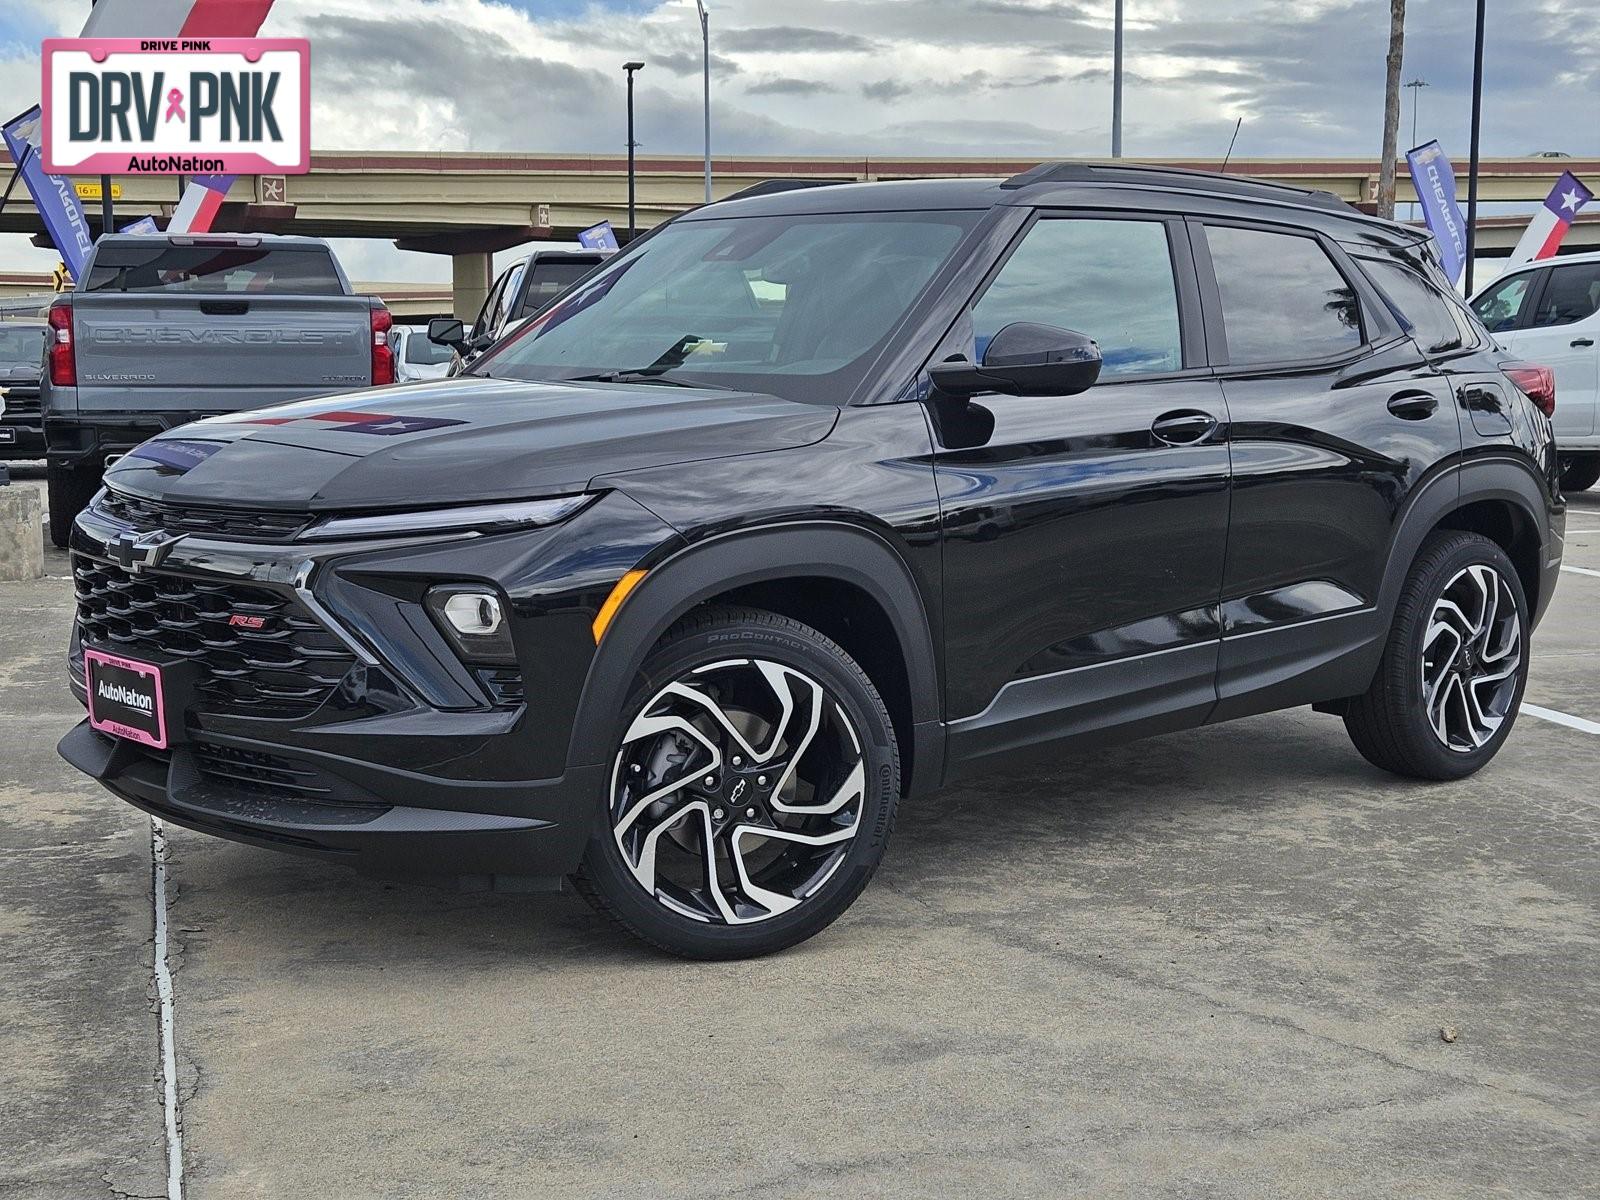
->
[932,212,1231,766]
[1510,261,1600,441]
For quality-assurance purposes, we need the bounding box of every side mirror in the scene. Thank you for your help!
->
[428,317,468,351]
[930,322,1102,399]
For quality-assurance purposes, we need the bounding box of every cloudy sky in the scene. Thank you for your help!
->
[1,0,1595,279]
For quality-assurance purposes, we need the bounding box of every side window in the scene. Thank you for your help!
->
[972,218,1184,378]
[472,268,512,340]
[1470,273,1534,332]
[1362,258,1464,353]
[490,262,526,333]
[1204,225,1362,364]
[1531,263,1600,328]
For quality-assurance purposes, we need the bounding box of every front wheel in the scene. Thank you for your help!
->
[574,606,900,959]
[1344,532,1529,780]
[1559,453,1600,494]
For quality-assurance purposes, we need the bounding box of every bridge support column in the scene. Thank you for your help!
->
[451,252,493,322]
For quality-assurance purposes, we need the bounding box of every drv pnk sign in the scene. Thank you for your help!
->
[41,38,309,176]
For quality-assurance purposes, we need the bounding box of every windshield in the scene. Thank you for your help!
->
[475,211,980,403]
[402,330,455,365]
[516,259,602,317]
[0,326,44,365]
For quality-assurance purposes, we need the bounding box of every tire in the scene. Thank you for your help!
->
[1344,531,1528,781]
[1559,452,1600,494]
[46,461,101,549]
[573,605,900,959]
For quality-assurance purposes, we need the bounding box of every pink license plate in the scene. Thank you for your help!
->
[84,648,168,749]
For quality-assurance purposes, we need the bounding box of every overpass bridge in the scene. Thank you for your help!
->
[3,152,1594,316]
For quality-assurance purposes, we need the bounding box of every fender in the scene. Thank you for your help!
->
[1376,453,1555,627]
[564,520,944,798]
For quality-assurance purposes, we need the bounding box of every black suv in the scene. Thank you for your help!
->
[60,165,1564,958]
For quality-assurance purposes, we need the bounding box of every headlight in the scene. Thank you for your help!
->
[301,494,592,541]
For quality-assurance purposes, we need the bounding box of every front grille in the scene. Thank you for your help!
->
[73,555,356,717]
[2,386,40,417]
[96,488,310,542]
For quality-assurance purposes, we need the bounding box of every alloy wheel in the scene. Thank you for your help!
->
[1421,564,1522,753]
[609,657,867,925]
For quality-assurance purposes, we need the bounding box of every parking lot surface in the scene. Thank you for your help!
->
[3,466,1597,1199]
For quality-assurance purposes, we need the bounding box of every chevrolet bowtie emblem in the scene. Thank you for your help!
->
[107,529,183,574]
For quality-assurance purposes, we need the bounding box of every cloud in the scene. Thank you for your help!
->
[718,25,878,53]
[745,77,840,96]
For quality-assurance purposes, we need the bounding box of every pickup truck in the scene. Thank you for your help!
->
[1470,250,1600,492]
[41,233,392,546]
[0,319,46,462]
[437,247,613,370]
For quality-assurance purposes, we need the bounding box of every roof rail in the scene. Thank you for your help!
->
[716,178,853,203]
[1000,161,1353,213]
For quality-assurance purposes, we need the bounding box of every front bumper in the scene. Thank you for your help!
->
[58,720,602,882]
[0,417,44,459]
[58,488,678,881]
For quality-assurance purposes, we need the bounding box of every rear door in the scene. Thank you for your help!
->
[934,210,1232,760]
[1195,220,1462,719]
[1512,261,1600,440]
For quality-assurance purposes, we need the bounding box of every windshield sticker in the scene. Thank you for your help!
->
[126,439,223,473]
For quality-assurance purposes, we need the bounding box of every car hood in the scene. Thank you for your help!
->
[102,375,839,511]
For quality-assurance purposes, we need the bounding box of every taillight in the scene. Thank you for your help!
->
[1503,362,1555,417]
[370,306,394,386]
[47,298,75,387]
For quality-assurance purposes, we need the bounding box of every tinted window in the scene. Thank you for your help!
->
[479,211,978,404]
[972,218,1183,378]
[0,325,45,365]
[1363,259,1463,353]
[516,260,602,317]
[1471,272,1534,332]
[472,266,514,339]
[1205,225,1362,364]
[1531,263,1600,328]
[83,245,344,295]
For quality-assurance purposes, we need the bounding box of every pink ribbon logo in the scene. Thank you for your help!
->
[164,88,185,123]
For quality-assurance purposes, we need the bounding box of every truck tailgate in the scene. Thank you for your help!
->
[71,294,373,411]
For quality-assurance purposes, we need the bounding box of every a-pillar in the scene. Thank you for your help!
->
[451,252,493,322]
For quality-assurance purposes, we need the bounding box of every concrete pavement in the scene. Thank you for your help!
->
[3,470,1596,1199]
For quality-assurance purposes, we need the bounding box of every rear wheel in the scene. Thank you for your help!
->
[574,606,899,959]
[1344,532,1528,780]
[1559,452,1600,494]
[46,461,101,549]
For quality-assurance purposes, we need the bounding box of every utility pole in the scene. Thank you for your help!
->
[1376,0,1406,219]
[1111,0,1124,158]
[1465,0,1486,293]
[624,61,644,241]
[90,0,113,234]
[697,0,711,202]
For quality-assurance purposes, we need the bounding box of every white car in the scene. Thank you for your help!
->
[1471,251,1600,491]
[389,323,455,384]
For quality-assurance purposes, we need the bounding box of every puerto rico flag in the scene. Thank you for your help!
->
[1507,172,1593,269]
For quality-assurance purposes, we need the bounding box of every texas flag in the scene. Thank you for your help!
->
[1506,172,1594,269]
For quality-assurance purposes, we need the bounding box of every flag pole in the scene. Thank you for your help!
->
[1464,0,1486,293]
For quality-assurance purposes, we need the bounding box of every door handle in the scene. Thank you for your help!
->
[1572,337,1595,348]
[199,300,249,316]
[1150,410,1219,446]
[1387,389,1439,420]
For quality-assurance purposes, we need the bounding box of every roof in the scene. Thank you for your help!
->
[93,232,334,250]
[699,164,1424,243]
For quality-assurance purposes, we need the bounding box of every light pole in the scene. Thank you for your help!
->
[696,0,711,202]
[1403,77,1428,219]
[1465,0,1485,293]
[1111,0,1124,157]
[624,60,644,241]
